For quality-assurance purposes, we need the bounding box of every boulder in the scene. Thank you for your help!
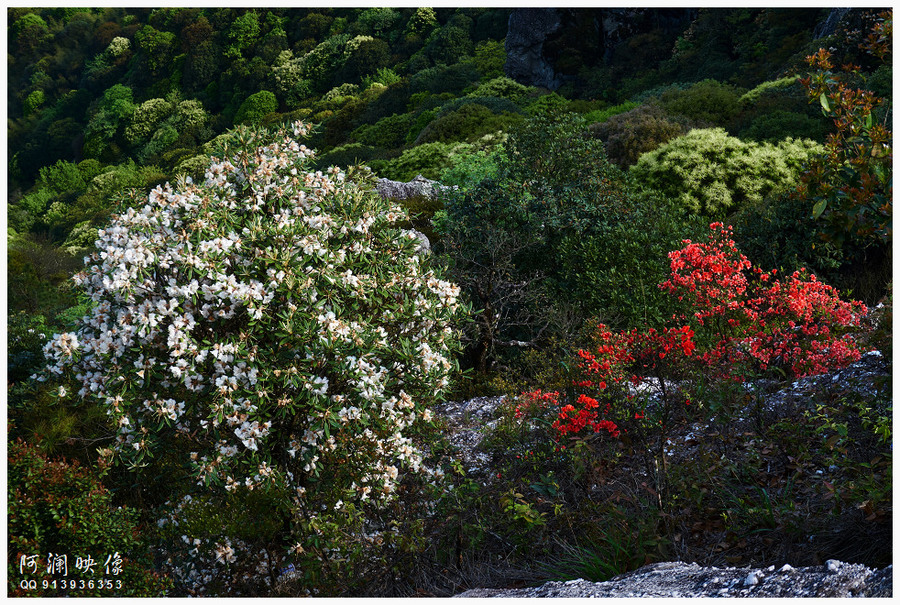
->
[454,560,892,597]
[375,174,452,202]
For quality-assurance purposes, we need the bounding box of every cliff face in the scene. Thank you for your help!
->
[504,8,564,90]
[504,8,696,90]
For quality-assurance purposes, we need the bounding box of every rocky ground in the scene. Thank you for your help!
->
[436,348,892,598]
[454,560,893,597]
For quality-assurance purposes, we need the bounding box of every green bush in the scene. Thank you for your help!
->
[271,50,313,107]
[297,34,352,92]
[224,10,260,59]
[134,25,177,75]
[362,67,401,89]
[559,185,702,329]
[23,89,45,116]
[731,191,846,284]
[658,79,745,127]
[436,113,677,371]
[403,7,438,38]
[372,141,473,181]
[468,76,532,104]
[738,75,801,107]
[738,109,828,143]
[473,39,507,78]
[124,97,173,145]
[234,90,278,125]
[524,92,570,116]
[338,36,391,84]
[414,103,522,145]
[409,62,481,95]
[8,439,171,596]
[582,100,639,124]
[630,128,822,216]
[591,103,701,168]
[352,112,415,149]
[315,142,381,169]
[425,18,474,65]
[354,7,401,36]
[440,147,503,189]
[436,95,522,118]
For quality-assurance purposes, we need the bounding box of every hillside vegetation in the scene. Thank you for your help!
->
[7,7,892,597]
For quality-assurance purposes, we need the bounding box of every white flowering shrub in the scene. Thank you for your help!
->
[106,36,132,59]
[42,122,464,591]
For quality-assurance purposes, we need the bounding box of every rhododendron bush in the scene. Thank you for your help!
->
[514,223,869,505]
[42,121,462,531]
[661,222,868,378]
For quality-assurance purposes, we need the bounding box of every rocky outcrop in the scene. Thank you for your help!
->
[504,8,697,89]
[374,174,457,254]
[375,174,453,202]
[504,8,564,90]
[813,7,852,39]
[454,560,892,597]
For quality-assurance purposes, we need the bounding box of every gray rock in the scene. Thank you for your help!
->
[454,561,892,597]
[374,174,455,254]
[375,174,452,202]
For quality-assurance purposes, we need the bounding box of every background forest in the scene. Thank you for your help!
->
[7,7,893,597]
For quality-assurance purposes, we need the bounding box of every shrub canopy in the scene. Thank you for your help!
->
[42,122,463,513]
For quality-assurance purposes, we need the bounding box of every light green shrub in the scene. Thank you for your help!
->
[23,89,45,116]
[404,7,438,37]
[583,100,640,124]
[630,128,822,216]
[272,50,313,107]
[225,11,261,59]
[362,67,401,89]
[174,154,212,179]
[473,39,506,78]
[468,76,532,104]
[440,146,503,189]
[739,75,801,106]
[234,90,278,125]
[524,92,569,116]
[373,141,475,181]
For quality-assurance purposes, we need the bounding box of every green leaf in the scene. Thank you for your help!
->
[865,112,873,129]
[819,93,831,113]
[812,199,827,219]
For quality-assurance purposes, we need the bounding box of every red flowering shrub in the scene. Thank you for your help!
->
[520,322,697,444]
[661,222,868,378]
[525,222,868,448]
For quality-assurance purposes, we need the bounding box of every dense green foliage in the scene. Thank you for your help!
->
[591,103,703,168]
[630,128,822,216]
[7,7,891,598]
[8,439,171,596]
